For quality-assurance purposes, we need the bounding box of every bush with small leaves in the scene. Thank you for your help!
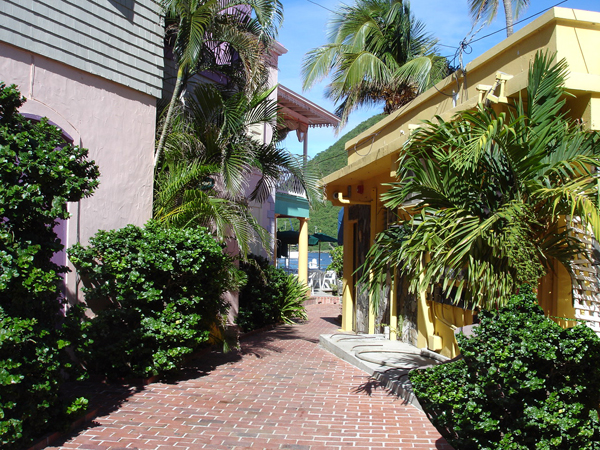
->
[410,286,600,449]
[68,221,238,378]
[0,82,99,449]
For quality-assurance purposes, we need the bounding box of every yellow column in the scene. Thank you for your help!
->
[341,213,355,332]
[273,216,278,266]
[389,278,398,340]
[298,217,309,286]
[368,188,377,334]
[417,256,434,349]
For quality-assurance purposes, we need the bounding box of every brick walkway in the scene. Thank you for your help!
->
[49,303,453,450]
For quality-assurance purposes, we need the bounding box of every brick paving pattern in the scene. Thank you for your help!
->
[49,303,453,450]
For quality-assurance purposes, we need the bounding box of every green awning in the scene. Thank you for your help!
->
[275,192,309,218]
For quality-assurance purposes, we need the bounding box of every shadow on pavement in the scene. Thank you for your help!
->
[319,315,342,326]
[437,437,455,449]
[48,380,145,448]
[46,312,339,448]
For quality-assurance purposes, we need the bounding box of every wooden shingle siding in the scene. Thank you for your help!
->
[0,0,164,97]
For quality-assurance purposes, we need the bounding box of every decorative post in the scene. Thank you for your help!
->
[298,217,309,286]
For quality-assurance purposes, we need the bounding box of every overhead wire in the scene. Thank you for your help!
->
[469,0,570,45]
[304,0,342,15]
[298,0,573,169]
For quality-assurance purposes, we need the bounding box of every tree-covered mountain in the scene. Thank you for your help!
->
[278,114,385,241]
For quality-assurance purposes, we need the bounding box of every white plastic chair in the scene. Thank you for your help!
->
[321,271,337,291]
[308,271,320,294]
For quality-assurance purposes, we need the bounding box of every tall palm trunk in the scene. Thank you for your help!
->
[155,66,185,168]
[503,0,514,36]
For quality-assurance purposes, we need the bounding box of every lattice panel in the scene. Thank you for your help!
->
[570,217,600,335]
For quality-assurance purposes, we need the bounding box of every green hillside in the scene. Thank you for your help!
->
[279,114,385,240]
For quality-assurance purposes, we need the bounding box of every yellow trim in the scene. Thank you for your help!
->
[368,187,377,334]
[389,278,398,340]
[341,213,356,332]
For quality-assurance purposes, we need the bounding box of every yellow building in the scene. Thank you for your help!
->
[322,7,600,358]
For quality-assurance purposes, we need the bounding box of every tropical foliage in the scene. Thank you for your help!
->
[154,83,318,257]
[302,0,447,126]
[468,0,530,37]
[410,286,600,449]
[327,245,344,279]
[237,255,309,332]
[0,83,98,449]
[155,0,284,165]
[155,1,320,259]
[68,222,238,378]
[362,52,600,311]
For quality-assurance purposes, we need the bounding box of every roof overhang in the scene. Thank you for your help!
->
[275,192,310,219]
[278,85,339,128]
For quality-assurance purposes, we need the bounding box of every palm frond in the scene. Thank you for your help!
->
[363,51,600,311]
[301,0,448,128]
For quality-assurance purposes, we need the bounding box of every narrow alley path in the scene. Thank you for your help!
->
[50,303,452,450]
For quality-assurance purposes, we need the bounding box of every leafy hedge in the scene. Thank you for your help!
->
[327,245,343,278]
[68,222,237,378]
[410,286,600,449]
[0,83,98,449]
[237,255,308,332]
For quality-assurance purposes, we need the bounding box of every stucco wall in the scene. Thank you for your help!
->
[0,42,156,301]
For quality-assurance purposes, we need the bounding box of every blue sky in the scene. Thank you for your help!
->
[276,0,600,158]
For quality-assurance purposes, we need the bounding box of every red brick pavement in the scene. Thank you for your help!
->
[48,303,453,450]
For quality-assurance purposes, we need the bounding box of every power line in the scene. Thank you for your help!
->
[450,0,570,73]
[437,43,459,49]
[300,0,574,169]
[470,0,570,45]
[310,151,347,167]
[304,0,341,15]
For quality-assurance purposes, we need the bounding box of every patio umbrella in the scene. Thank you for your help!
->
[277,230,318,257]
[310,232,338,269]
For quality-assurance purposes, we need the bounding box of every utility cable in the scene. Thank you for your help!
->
[469,0,570,45]
[304,0,342,15]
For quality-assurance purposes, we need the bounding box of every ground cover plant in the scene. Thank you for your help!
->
[68,221,238,378]
[237,255,308,332]
[0,83,98,449]
[410,286,600,449]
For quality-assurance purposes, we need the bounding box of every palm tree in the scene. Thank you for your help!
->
[155,0,284,166]
[468,0,530,37]
[302,0,447,127]
[154,83,319,257]
[362,52,600,311]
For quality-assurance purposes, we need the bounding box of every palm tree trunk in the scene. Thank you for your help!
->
[154,66,185,168]
[503,0,514,36]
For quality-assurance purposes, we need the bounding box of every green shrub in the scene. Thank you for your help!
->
[68,222,237,378]
[0,312,88,447]
[410,286,600,449]
[327,245,343,279]
[0,83,99,449]
[237,255,308,332]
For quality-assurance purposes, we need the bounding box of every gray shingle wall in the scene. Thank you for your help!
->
[0,0,164,97]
